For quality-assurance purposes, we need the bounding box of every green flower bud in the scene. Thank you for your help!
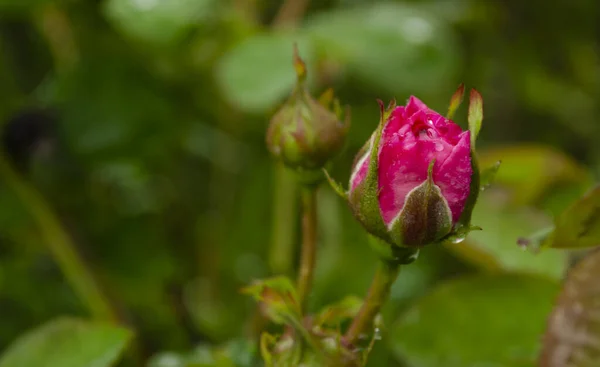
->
[266,47,350,178]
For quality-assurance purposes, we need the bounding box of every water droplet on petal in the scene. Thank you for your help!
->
[435,142,444,152]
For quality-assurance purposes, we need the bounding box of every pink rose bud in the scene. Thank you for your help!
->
[346,92,482,248]
[266,47,349,178]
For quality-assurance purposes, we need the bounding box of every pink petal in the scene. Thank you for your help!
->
[405,96,431,116]
[377,122,454,226]
[435,131,472,222]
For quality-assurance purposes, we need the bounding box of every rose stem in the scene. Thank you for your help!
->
[272,0,311,30]
[268,164,298,276]
[297,186,318,312]
[344,259,401,345]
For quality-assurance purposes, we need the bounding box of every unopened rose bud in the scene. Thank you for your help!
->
[346,92,482,248]
[266,47,349,180]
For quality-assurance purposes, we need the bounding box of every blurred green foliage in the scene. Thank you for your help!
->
[0,0,599,366]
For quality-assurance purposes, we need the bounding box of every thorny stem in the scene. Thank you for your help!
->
[0,155,117,322]
[297,186,318,312]
[344,259,401,346]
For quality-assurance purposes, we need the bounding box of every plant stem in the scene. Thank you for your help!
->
[0,156,117,322]
[297,186,318,312]
[269,165,298,275]
[344,259,401,345]
[272,0,310,29]
[34,4,78,72]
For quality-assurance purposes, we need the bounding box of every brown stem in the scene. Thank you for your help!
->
[297,186,318,312]
[272,0,311,30]
[344,259,401,345]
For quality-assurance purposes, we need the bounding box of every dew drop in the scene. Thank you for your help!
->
[450,234,466,244]
[435,142,444,152]
[373,327,382,341]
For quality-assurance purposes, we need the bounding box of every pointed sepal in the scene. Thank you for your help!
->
[454,89,484,234]
[446,83,465,119]
[480,160,501,190]
[292,44,307,84]
[323,169,348,200]
[453,151,481,234]
[389,160,453,247]
[348,100,393,242]
[467,89,483,149]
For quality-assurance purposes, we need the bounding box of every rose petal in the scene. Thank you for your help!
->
[435,131,472,222]
[405,96,431,116]
[378,123,455,226]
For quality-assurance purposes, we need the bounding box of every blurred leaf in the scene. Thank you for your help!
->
[0,0,49,12]
[103,0,218,45]
[539,249,600,366]
[147,352,187,367]
[542,185,600,249]
[391,274,558,367]
[183,277,243,342]
[446,189,567,279]
[314,296,362,328]
[306,3,459,96]
[241,276,302,327]
[212,339,258,367]
[148,340,259,367]
[216,33,314,113]
[0,317,132,367]
[479,145,592,210]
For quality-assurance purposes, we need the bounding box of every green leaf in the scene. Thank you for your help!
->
[314,296,362,328]
[103,0,217,45]
[446,189,567,280]
[216,33,314,113]
[391,274,559,367]
[539,249,600,366]
[543,185,600,249]
[241,276,302,327]
[305,3,459,96]
[0,317,132,367]
[478,145,592,212]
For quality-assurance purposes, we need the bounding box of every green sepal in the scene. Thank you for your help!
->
[467,89,483,149]
[446,83,465,120]
[442,89,484,243]
[480,160,501,190]
[323,168,348,200]
[389,161,453,247]
[451,150,482,238]
[348,100,393,242]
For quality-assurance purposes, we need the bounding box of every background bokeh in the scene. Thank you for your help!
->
[0,0,598,366]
